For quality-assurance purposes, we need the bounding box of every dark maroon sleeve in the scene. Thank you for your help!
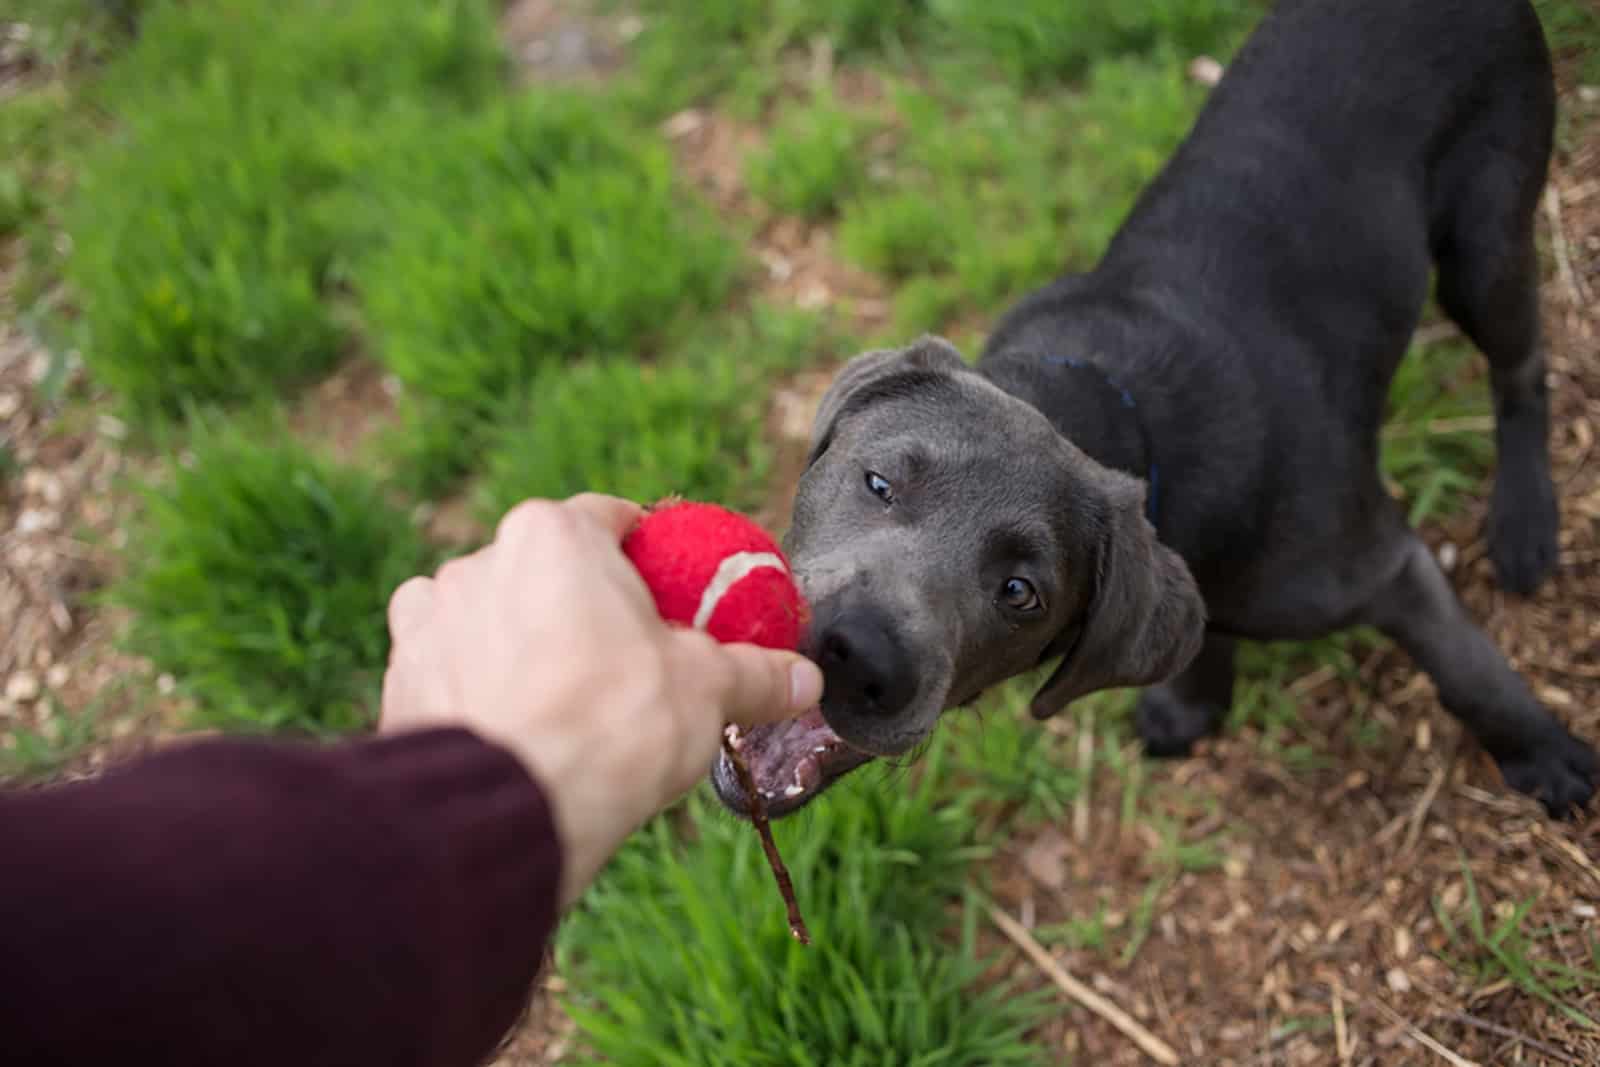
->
[0,726,562,1067]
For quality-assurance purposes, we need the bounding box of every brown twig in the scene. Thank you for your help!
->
[722,736,810,945]
[1401,746,1453,855]
[1545,184,1592,308]
[1435,1010,1587,1065]
[1366,997,1480,1067]
[986,903,1181,1065]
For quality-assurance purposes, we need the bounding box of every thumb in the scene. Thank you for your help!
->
[702,642,825,727]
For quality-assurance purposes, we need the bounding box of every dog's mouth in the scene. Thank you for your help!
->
[712,707,875,819]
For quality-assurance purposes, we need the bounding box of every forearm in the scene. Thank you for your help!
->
[0,727,561,1067]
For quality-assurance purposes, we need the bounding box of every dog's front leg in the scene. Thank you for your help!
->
[1135,634,1236,757]
[1361,537,1596,817]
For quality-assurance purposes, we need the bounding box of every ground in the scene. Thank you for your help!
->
[3,3,1599,1066]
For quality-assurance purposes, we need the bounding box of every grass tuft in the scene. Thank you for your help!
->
[1435,860,1600,1030]
[927,0,1253,87]
[112,420,435,734]
[476,306,832,518]
[945,680,1091,825]
[1535,0,1600,83]
[841,58,1205,332]
[353,95,735,421]
[746,92,874,220]
[0,695,103,782]
[622,0,927,117]
[62,0,506,423]
[557,734,1050,1065]
[1381,336,1494,526]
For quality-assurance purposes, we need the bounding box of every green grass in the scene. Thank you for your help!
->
[11,0,147,72]
[477,355,771,518]
[65,97,352,420]
[746,91,875,220]
[1381,335,1495,526]
[1536,0,1600,83]
[112,420,436,735]
[926,0,1254,87]
[0,88,63,237]
[840,56,1206,333]
[475,306,826,520]
[619,0,1255,117]
[621,0,927,118]
[945,680,1092,825]
[1435,861,1600,1030]
[62,0,507,423]
[556,734,1053,1066]
[351,94,736,492]
[0,695,102,782]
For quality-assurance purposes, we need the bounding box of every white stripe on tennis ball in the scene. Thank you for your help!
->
[693,551,787,632]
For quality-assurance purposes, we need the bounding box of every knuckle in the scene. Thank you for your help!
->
[433,554,473,588]
[494,499,564,545]
[389,575,432,609]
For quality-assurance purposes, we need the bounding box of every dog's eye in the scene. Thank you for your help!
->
[999,577,1041,613]
[864,470,894,504]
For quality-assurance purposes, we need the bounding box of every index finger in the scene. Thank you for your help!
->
[563,492,646,541]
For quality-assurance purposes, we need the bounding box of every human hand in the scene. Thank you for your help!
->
[379,494,825,906]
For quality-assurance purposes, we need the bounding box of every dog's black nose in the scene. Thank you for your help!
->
[815,610,916,717]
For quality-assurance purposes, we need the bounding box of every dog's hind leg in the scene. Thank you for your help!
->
[1136,634,1235,757]
[1432,103,1558,595]
[1361,535,1595,817]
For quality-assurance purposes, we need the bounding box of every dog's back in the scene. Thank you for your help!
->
[982,0,1556,610]
[1108,0,1553,409]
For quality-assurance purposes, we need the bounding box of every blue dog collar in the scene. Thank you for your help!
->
[1042,354,1160,526]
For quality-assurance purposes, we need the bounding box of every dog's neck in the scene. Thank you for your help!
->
[986,353,1160,523]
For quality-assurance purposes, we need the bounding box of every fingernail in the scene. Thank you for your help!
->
[789,659,824,712]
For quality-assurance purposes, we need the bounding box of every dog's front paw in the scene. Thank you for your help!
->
[1488,473,1558,596]
[1136,686,1225,758]
[1493,725,1598,819]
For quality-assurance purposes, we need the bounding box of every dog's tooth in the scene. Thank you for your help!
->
[812,745,829,755]
[784,784,805,798]
[723,724,745,751]
[794,754,823,792]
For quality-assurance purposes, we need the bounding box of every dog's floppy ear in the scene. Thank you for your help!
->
[1031,468,1206,719]
[808,335,969,464]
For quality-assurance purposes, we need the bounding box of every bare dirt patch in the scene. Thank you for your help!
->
[287,357,400,461]
[500,0,633,85]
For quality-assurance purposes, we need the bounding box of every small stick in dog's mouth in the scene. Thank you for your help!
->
[720,730,810,945]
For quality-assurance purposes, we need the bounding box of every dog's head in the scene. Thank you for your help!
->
[713,336,1206,817]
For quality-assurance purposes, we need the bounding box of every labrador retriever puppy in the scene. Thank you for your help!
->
[713,0,1598,820]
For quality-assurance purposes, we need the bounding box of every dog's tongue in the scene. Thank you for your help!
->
[721,707,868,813]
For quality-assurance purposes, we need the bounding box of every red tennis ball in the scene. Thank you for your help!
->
[622,501,809,651]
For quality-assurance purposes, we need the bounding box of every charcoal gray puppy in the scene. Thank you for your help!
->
[713,0,1598,820]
